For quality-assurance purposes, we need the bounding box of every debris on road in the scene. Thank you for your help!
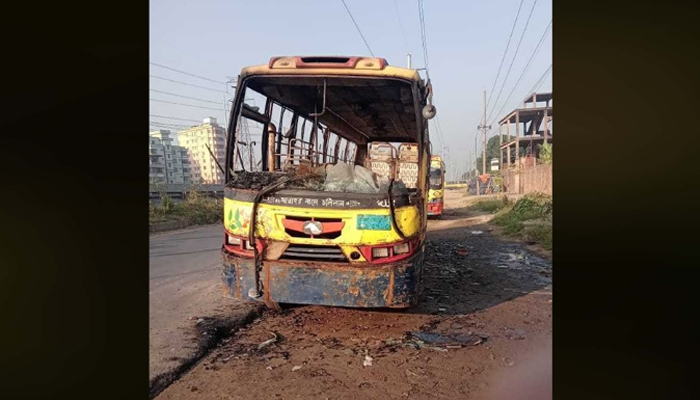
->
[456,248,468,256]
[363,355,374,367]
[504,328,526,340]
[257,331,279,350]
[292,365,302,372]
[409,332,487,348]
[471,230,484,235]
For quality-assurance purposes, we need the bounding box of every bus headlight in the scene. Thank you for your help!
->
[393,242,410,255]
[372,247,390,258]
[227,235,241,245]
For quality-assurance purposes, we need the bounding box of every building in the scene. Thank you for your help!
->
[497,92,552,169]
[177,117,227,184]
[149,130,191,185]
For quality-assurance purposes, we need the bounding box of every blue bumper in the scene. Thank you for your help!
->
[221,249,424,308]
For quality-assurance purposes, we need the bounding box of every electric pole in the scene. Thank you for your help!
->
[477,90,491,174]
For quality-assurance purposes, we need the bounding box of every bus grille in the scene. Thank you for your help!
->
[281,244,347,262]
[283,216,344,239]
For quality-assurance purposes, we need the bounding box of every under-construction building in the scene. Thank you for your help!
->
[498,92,552,169]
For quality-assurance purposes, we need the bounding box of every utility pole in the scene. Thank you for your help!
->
[477,90,491,175]
[407,53,412,69]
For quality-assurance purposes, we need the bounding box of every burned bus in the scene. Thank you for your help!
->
[221,56,436,309]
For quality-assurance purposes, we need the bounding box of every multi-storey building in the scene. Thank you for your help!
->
[177,117,226,184]
[149,130,191,185]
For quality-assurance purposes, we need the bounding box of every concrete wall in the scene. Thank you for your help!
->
[502,164,552,195]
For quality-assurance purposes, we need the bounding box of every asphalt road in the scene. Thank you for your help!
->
[149,225,255,382]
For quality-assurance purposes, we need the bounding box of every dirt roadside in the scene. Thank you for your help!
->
[154,191,552,399]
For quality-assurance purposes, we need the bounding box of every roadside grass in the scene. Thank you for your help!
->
[149,190,223,227]
[489,192,553,250]
[472,196,511,213]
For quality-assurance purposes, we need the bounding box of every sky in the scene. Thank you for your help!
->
[150,0,552,180]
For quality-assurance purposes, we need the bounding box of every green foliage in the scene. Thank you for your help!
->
[473,195,511,213]
[160,192,174,211]
[475,135,502,175]
[491,192,552,248]
[149,188,223,227]
[523,225,553,250]
[510,192,552,219]
[538,142,552,164]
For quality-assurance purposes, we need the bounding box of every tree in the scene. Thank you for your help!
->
[538,142,552,164]
[475,135,502,175]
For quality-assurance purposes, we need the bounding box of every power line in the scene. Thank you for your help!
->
[150,75,228,93]
[149,120,197,128]
[149,62,225,84]
[149,114,202,123]
[486,22,551,130]
[486,0,539,123]
[150,98,224,111]
[417,0,430,75]
[486,64,551,134]
[527,64,552,96]
[432,114,445,151]
[150,122,193,130]
[393,0,410,53]
[485,0,526,113]
[149,89,221,104]
[340,0,375,56]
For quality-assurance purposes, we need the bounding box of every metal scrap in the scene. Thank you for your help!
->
[257,331,279,350]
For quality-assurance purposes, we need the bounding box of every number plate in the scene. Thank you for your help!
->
[356,215,392,231]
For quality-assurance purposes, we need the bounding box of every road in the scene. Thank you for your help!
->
[152,191,552,400]
[149,226,259,386]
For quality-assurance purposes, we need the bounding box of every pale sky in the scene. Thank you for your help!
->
[150,0,552,180]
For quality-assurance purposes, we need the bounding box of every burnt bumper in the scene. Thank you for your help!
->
[221,249,424,308]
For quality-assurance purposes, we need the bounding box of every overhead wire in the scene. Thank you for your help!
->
[486,21,552,132]
[149,89,221,104]
[340,0,375,56]
[149,114,202,123]
[486,0,539,123]
[484,64,551,139]
[415,0,445,154]
[149,62,225,84]
[150,98,224,111]
[417,0,429,75]
[392,0,410,53]
[150,122,194,130]
[527,64,552,95]
[150,75,228,93]
[485,0,526,113]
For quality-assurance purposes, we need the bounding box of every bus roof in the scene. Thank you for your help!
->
[240,56,424,83]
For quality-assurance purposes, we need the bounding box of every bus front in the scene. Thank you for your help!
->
[427,156,445,217]
[220,56,435,309]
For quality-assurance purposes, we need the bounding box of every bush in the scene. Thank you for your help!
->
[149,193,223,227]
[523,225,552,250]
[509,192,552,219]
[491,192,552,249]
